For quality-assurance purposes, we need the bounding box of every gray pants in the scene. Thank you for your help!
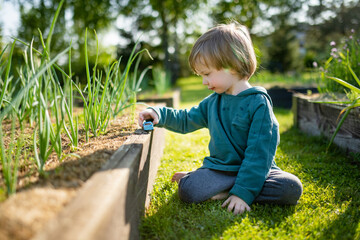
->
[178,168,303,205]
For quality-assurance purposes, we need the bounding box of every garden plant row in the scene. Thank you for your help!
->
[0,1,169,239]
[0,0,151,197]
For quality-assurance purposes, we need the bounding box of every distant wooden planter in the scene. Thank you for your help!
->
[292,93,360,154]
[267,86,318,109]
[34,127,165,240]
[139,88,181,108]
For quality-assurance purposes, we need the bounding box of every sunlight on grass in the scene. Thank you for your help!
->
[251,70,319,88]
[141,75,360,240]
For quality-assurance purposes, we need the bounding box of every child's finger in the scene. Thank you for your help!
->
[233,205,242,215]
[221,198,230,208]
[152,116,159,125]
[148,111,159,124]
[138,113,145,127]
[227,201,235,213]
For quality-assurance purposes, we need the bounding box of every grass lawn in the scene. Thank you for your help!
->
[140,76,360,240]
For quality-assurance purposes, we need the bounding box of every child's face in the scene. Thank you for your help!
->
[197,65,240,95]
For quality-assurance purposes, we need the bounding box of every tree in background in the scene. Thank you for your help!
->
[0,24,3,50]
[266,24,301,73]
[119,0,206,84]
[266,0,303,73]
[212,0,271,32]
[17,0,67,52]
[8,0,118,83]
[212,0,304,73]
[69,0,117,76]
[305,0,360,65]
[1,0,360,82]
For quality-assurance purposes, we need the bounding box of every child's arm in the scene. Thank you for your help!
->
[222,195,251,215]
[138,94,212,133]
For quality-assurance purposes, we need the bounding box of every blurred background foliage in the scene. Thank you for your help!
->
[0,0,359,87]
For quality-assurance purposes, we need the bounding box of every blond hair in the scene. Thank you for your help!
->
[189,22,257,80]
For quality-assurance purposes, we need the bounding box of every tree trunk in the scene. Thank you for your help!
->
[159,6,172,84]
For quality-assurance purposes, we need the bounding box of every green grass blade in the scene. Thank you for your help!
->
[11,126,24,194]
[45,0,64,55]
[84,28,92,105]
[33,126,42,170]
[0,44,9,64]
[0,124,7,188]
[339,102,360,115]
[327,97,359,150]
[347,63,360,87]
[327,109,351,151]
[11,37,42,56]
[135,66,152,91]
[0,41,16,108]
[68,40,73,116]
[309,100,353,104]
[326,76,360,94]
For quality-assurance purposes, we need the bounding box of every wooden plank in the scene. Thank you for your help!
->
[293,93,360,153]
[33,127,165,240]
[292,94,299,128]
[145,127,165,208]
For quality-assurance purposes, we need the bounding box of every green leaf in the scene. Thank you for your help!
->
[0,47,70,120]
[347,63,360,87]
[0,41,16,108]
[45,0,65,54]
[326,76,360,94]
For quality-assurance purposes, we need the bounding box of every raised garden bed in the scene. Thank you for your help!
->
[0,111,165,240]
[34,127,165,240]
[292,93,360,154]
[267,86,318,109]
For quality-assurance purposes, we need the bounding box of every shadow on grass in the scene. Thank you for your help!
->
[141,182,297,239]
[279,127,360,239]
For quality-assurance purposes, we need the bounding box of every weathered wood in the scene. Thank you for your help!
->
[33,127,165,240]
[293,93,360,153]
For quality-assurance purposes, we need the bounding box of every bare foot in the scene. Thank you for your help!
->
[171,172,188,183]
[211,191,229,200]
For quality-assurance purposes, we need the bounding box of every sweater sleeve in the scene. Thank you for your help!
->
[150,99,209,134]
[229,96,279,205]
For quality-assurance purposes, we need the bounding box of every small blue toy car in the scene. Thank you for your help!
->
[143,120,154,131]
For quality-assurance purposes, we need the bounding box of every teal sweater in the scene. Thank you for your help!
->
[151,86,280,205]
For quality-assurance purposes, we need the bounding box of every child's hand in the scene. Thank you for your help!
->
[222,195,251,215]
[138,108,159,127]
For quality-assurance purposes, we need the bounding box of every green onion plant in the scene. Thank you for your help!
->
[313,51,360,150]
[127,54,152,123]
[0,0,152,192]
[152,66,170,96]
[0,112,24,195]
[110,41,152,118]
